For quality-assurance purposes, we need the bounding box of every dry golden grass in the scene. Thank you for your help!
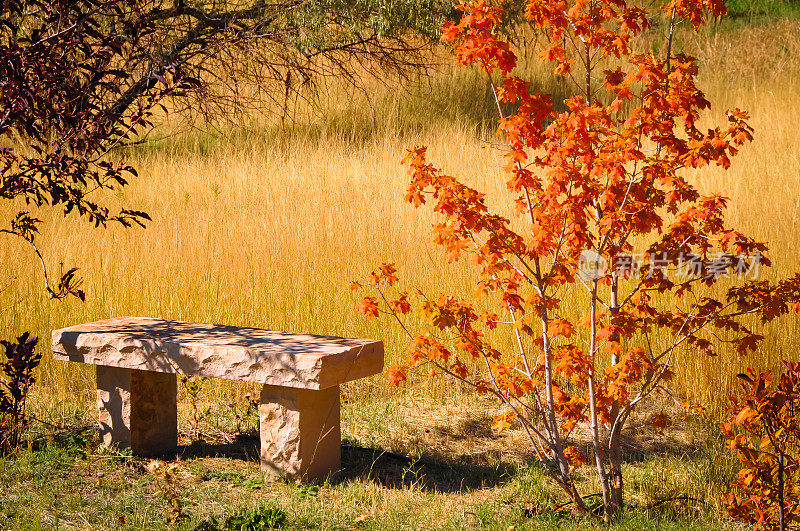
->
[2,19,799,418]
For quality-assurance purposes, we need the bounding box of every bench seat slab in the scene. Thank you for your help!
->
[52,317,384,390]
[260,384,340,481]
[97,366,177,456]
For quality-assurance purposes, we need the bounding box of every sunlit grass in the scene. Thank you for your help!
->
[1,19,799,419]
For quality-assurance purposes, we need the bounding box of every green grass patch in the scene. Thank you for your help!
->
[0,406,746,530]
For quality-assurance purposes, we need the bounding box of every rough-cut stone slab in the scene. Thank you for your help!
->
[52,317,384,389]
[97,366,177,456]
[53,316,384,480]
[259,384,341,481]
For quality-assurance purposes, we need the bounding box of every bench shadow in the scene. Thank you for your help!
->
[168,411,702,493]
[335,444,516,493]
[172,436,515,493]
[176,434,262,462]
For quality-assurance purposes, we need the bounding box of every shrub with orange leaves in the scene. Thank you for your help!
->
[723,361,800,531]
[354,0,800,521]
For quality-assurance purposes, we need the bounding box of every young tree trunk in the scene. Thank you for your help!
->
[610,437,624,512]
[778,451,786,531]
[608,277,624,512]
[588,282,614,520]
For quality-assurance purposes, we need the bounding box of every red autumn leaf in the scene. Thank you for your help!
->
[390,292,412,314]
[358,297,379,319]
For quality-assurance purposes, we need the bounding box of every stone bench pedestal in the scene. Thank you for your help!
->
[97,366,178,456]
[53,317,383,481]
[259,384,341,479]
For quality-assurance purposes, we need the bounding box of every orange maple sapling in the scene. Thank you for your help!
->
[355,0,800,521]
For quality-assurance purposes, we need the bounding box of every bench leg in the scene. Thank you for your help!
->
[96,366,177,456]
[259,384,341,481]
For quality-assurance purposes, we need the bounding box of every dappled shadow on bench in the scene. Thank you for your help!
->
[59,317,362,351]
[55,316,381,388]
[335,444,517,493]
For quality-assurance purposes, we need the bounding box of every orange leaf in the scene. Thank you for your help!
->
[358,297,379,319]
[386,366,408,386]
[549,318,574,338]
[492,411,516,433]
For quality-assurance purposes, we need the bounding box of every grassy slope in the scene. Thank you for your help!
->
[1,11,799,531]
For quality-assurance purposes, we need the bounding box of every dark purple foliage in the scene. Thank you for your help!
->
[0,332,41,453]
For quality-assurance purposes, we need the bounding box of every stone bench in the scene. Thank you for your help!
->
[51,317,384,480]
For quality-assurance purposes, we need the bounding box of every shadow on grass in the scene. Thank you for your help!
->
[335,444,517,493]
[27,425,96,455]
[171,423,702,496]
[173,434,515,493]
[176,434,261,463]
[166,407,708,500]
[613,431,702,463]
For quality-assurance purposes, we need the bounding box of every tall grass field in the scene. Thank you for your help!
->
[3,19,798,412]
[1,11,800,531]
